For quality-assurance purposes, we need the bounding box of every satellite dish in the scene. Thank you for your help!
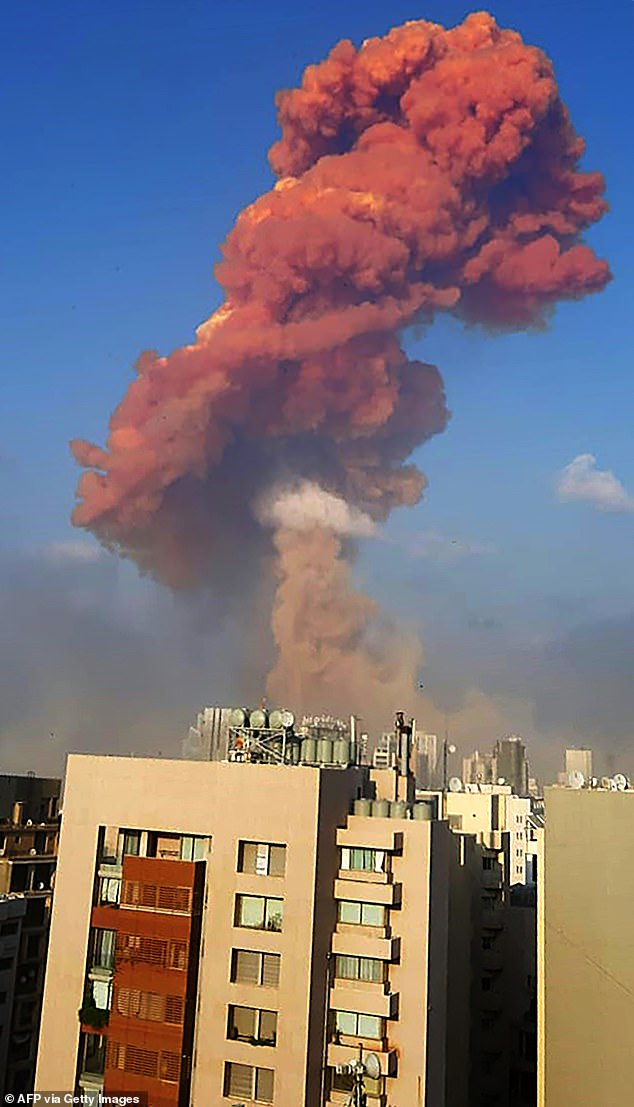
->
[614,773,627,791]
[609,778,618,792]
[447,744,457,755]
[268,709,284,730]
[497,777,506,785]
[280,709,295,729]
[229,708,249,728]
[568,770,585,790]
[590,777,599,789]
[364,1053,382,1081]
[448,777,463,793]
[249,708,268,729]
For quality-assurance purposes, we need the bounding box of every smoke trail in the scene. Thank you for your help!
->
[71,13,610,715]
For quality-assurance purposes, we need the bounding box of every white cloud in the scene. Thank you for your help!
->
[402,530,496,562]
[43,539,102,565]
[255,481,376,538]
[556,454,634,513]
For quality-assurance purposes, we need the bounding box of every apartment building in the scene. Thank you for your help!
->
[539,787,634,1107]
[0,774,60,1096]
[0,894,26,1087]
[442,787,537,1107]
[36,744,474,1107]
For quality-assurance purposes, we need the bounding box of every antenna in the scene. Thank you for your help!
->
[567,769,585,790]
[448,776,463,793]
[613,773,627,791]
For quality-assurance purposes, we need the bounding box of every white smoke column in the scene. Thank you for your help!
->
[256,481,377,537]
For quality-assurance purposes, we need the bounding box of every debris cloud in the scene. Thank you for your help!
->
[71,12,610,716]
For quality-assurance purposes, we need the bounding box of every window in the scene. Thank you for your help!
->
[122,830,141,857]
[334,955,384,984]
[236,895,283,932]
[0,992,6,1004]
[482,857,495,870]
[231,950,281,988]
[25,934,40,960]
[0,958,13,972]
[482,935,496,951]
[337,901,386,927]
[0,921,18,937]
[227,1005,277,1046]
[238,842,286,877]
[82,1032,106,1077]
[340,848,386,874]
[223,1062,274,1103]
[180,836,208,861]
[91,979,112,1011]
[92,928,116,970]
[98,875,121,905]
[334,1010,384,1040]
[482,976,493,992]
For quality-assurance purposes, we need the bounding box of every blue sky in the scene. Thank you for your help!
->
[1,0,632,775]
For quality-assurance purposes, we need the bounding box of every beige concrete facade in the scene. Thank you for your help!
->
[36,754,471,1107]
[541,788,634,1107]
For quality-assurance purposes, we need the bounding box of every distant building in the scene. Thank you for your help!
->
[0,775,60,1098]
[414,732,438,789]
[564,747,593,782]
[494,736,530,796]
[181,705,233,761]
[462,749,497,787]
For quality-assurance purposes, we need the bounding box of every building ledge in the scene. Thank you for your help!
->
[334,879,400,906]
[330,985,398,1019]
[327,1041,397,1076]
[337,824,403,852]
[332,933,400,962]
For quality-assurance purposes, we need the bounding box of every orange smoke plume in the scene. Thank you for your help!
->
[71,13,610,707]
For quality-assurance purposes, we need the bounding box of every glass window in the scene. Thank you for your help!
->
[338,901,361,924]
[122,831,141,857]
[239,842,286,877]
[360,903,385,927]
[262,953,281,987]
[341,848,386,873]
[337,901,385,927]
[335,1010,357,1036]
[231,950,281,987]
[91,980,112,1011]
[334,955,383,983]
[92,928,116,969]
[224,1063,274,1103]
[236,896,283,932]
[255,1067,274,1102]
[358,1013,382,1038]
[334,1010,383,1040]
[238,896,265,929]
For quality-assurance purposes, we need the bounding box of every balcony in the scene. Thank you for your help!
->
[331,933,400,963]
[337,825,403,853]
[327,1042,397,1077]
[330,985,398,1019]
[334,879,400,906]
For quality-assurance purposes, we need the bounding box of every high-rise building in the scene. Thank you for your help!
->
[36,744,476,1107]
[539,786,634,1107]
[462,749,497,787]
[414,732,438,789]
[0,774,60,1097]
[494,736,530,796]
[563,747,593,782]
